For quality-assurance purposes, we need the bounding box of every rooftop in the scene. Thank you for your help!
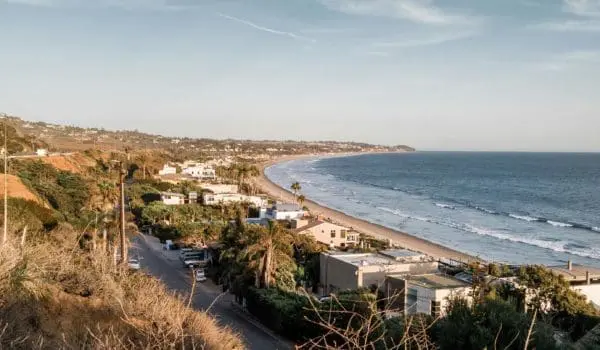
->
[274,203,302,211]
[328,250,431,267]
[161,192,186,197]
[380,249,424,260]
[547,264,600,281]
[391,273,470,290]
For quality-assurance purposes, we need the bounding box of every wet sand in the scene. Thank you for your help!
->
[253,153,480,262]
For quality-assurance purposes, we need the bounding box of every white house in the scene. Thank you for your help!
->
[158,164,177,176]
[292,219,359,248]
[161,192,185,205]
[385,273,472,317]
[202,193,267,207]
[262,203,305,220]
[36,149,48,157]
[182,165,216,180]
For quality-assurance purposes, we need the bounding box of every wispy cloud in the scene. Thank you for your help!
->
[535,50,600,71]
[217,13,316,43]
[365,51,390,57]
[531,19,600,31]
[373,31,475,48]
[318,0,482,26]
[563,0,600,17]
[531,1,600,32]
[2,0,193,10]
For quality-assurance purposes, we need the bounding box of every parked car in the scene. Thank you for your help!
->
[128,258,141,270]
[195,269,207,282]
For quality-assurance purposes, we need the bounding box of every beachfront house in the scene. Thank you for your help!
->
[202,193,267,207]
[547,261,600,308]
[292,219,359,248]
[158,164,177,176]
[161,192,186,205]
[320,250,438,295]
[385,273,472,317]
[262,203,305,220]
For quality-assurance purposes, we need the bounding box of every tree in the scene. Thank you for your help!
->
[290,182,301,200]
[141,201,170,225]
[517,265,597,316]
[297,194,306,208]
[235,163,259,194]
[241,221,295,289]
[136,152,149,180]
[97,181,118,212]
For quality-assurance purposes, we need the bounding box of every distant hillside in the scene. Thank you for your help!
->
[0,120,48,154]
[2,114,415,157]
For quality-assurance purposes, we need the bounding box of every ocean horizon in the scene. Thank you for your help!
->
[265,151,600,268]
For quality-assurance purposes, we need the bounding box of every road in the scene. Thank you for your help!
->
[130,234,294,350]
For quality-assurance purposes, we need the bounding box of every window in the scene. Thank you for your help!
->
[330,230,336,238]
[431,301,442,317]
[341,230,347,238]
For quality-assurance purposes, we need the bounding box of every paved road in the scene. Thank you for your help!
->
[130,235,293,350]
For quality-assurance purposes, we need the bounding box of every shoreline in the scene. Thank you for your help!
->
[253,152,480,263]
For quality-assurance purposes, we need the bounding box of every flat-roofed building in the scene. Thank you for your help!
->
[161,192,185,205]
[385,273,472,317]
[202,192,267,207]
[320,250,438,294]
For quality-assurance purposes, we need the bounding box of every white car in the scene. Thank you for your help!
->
[195,269,207,282]
[128,258,141,270]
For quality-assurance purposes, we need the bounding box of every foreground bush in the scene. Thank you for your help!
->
[0,228,244,349]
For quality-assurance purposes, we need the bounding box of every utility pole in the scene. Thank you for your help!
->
[119,164,127,265]
[2,119,7,245]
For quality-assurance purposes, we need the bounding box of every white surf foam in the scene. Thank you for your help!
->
[547,220,573,228]
[508,214,539,222]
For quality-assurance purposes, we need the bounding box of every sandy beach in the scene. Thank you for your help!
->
[253,153,480,263]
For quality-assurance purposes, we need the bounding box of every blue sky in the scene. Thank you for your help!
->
[0,0,599,151]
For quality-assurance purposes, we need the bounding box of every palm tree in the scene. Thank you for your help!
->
[241,220,294,289]
[297,194,306,209]
[290,182,301,200]
[136,152,149,180]
[236,163,258,194]
[97,181,118,211]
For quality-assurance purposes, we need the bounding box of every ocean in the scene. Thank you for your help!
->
[265,152,600,267]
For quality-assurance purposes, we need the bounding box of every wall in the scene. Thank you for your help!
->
[572,284,600,306]
[273,210,304,220]
[200,184,238,194]
[320,254,359,294]
[162,196,183,205]
[384,278,407,312]
[302,222,351,247]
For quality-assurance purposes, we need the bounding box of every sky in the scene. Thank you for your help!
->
[0,0,599,151]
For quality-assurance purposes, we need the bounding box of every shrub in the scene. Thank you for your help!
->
[1,198,59,233]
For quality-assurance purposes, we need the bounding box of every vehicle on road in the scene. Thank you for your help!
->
[128,258,141,270]
[163,240,174,250]
[195,269,207,282]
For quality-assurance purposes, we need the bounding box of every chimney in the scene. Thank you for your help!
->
[587,271,591,285]
[568,260,572,271]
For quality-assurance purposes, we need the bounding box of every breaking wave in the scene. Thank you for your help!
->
[377,206,600,259]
